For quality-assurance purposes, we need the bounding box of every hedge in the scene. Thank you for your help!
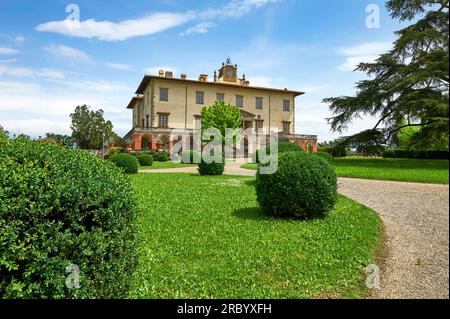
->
[254,141,304,163]
[383,149,449,160]
[153,151,170,162]
[0,138,138,298]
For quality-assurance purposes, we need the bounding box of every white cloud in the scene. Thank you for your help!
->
[0,119,71,137]
[36,12,195,42]
[201,0,279,19]
[0,63,66,79]
[298,84,330,94]
[43,44,90,61]
[0,47,20,55]
[35,0,278,41]
[338,55,379,72]
[250,76,275,87]
[338,42,392,56]
[145,66,178,76]
[13,36,25,44]
[106,63,131,70]
[0,64,34,77]
[337,41,392,72]
[37,68,66,79]
[180,22,216,36]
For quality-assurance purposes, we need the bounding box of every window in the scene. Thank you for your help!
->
[283,99,290,112]
[158,113,169,128]
[255,97,263,109]
[196,91,205,104]
[160,88,169,101]
[255,120,264,130]
[236,95,244,108]
[216,93,225,102]
[282,121,291,133]
[194,115,202,129]
[146,114,150,128]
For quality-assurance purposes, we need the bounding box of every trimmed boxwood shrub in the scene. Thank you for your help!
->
[181,150,202,164]
[315,151,333,162]
[383,149,449,160]
[109,153,139,174]
[0,138,137,298]
[154,151,170,162]
[256,152,337,219]
[137,154,154,166]
[198,155,225,176]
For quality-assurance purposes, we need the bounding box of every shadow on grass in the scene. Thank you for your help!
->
[244,179,256,187]
[232,207,272,221]
[233,206,330,222]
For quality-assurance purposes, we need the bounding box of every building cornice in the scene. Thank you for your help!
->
[135,75,305,97]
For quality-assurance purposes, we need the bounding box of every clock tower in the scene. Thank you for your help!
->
[218,57,238,83]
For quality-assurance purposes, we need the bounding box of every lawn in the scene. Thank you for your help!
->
[242,157,449,184]
[129,173,382,299]
[139,161,195,170]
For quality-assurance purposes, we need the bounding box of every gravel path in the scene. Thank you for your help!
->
[338,178,449,299]
[141,163,449,299]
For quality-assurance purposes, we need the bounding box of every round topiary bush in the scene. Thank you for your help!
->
[109,153,139,174]
[256,151,337,219]
[198,155,225,176]
[137,153,154,166]
[154,151,170,162]
[0,138,137,298]
[315,151,333,162]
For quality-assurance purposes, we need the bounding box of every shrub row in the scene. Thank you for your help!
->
[383,149,449,160]
[319,145,347,158]
[0,138,138,298]
[254,141,304,163]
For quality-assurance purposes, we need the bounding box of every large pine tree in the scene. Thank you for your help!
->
[324,0,449,149]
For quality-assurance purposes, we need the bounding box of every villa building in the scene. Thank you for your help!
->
[123,59,317,153]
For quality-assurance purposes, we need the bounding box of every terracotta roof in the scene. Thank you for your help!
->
[126,95,143,109]
[135,75,305,96]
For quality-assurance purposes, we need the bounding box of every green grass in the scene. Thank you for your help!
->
[139,161,195,170]
[129,173,382,299]
[242,158,449,184]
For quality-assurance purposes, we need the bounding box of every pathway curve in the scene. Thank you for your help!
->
[141,163,449,299]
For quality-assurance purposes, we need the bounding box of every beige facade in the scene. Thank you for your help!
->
[124,60,318,152]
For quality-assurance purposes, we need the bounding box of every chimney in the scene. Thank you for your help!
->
[181,74,187,80]
[158,70,164,77]
[198,74,208,82]
[213,71,217,82]
[165,71,173,78]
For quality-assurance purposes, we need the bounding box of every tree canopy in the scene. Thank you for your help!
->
[70,105,121,149]
[324,0,449,150]
[200,101,242,144]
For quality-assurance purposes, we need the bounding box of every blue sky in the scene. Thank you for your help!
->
[0,0,406,141]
